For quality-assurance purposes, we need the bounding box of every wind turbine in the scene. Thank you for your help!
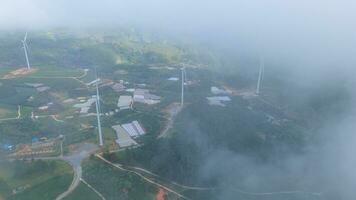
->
[94,69,103,146]
[22,32,31,70]
[256,57,265,95]
[180,67,185,107]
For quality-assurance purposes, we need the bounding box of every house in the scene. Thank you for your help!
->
[211,86,231,95]
[112,125,138,148]
[122,123,139,137]
[117,95,133,110]
[133,89,148,103]
[121,121,146,137]
[206,96,231,107]
[38,105,49,110]
[111,83,125,92]
[73,96,96,113]
[168,77,179,81]
[133,89,161,104]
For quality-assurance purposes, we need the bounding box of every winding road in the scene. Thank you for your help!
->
[55,143,98,200]
[95,154,190,200]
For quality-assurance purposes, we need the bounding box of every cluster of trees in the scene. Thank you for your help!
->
[83,158,157,200]
[105,90,311,187]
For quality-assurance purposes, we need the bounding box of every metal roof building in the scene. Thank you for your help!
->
[117,95,133,110]
[122,123,139,137]
[121,121,146,137]
[112,125,137,148]
[132,120,145,135]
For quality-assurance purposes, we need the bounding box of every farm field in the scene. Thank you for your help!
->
[0,103,17,119]
[0,160,73,200]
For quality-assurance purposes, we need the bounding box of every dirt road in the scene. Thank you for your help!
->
[95,154,190,200]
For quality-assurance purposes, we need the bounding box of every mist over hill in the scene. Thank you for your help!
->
[0,1,356,200]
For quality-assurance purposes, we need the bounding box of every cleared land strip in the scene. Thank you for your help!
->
[5,68,89,87]
[122,165,214,191]
[20,76,88,87]
[95,154,190,200]
[80,178,106,200]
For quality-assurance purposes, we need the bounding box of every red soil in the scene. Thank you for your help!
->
[3,67,37,79]
[156,188,165,200]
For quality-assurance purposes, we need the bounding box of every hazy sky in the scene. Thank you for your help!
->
[1,0,355,71]
[2,0,356,29]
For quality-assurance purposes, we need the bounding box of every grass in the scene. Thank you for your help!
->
[8,174,73,200]
[0,67,15,77]
[0,103,17,118]
[21,65,84,78]
[0,160,73,200]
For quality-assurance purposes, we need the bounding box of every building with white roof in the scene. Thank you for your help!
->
[112,125,137,148]
[168,77,179,81]
[111,83,125,92]
[132,120,145,135]
[122,123,139,137]
[211,86,231,95]
[206,96,231,107]
[121,121,146,137]
[117,95,133,110]
[133,89,161,104]
[73,97,96,113]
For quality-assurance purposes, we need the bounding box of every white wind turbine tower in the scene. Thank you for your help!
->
[22,32,31,70]
[256,57,265,95]
[180,66,186,107]
[94,70,104,146]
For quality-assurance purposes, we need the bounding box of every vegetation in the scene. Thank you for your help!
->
[63,183,102,200]
[0,28,351,200]
[0,159,73,200]
[82,157,157,200]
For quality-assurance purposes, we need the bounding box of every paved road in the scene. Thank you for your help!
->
[2,143,99,200]
[56,165,82,200]
[56,143,99,200]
